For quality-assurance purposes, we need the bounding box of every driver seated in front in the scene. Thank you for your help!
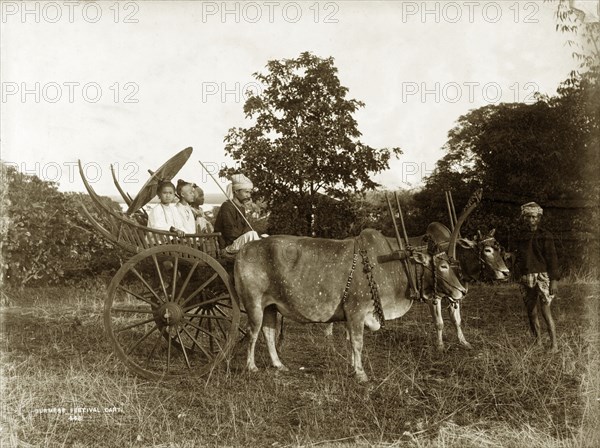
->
[213,173,261,256]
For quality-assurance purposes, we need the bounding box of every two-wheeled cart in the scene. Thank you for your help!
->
[78,148,242,380]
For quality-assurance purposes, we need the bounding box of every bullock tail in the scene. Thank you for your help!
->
[276,313,285,350]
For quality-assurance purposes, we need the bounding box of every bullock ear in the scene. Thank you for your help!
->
[458,238,477,249]
[488,228,496,237]
[411,251,429,266]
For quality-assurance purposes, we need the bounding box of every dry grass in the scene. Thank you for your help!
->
[1,280,598,447]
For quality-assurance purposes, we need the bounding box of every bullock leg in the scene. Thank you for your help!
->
[244,303,264,372]
[524,287,542,347]
[323,322,350,340]
[262,305,289,371]
[540,301,558,353]
[447,302,472,349]
[429,300,445,351]
[346,317,368,382]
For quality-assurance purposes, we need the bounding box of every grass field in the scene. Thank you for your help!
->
[1,280,598,447]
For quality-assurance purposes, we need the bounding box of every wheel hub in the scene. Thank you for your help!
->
[155,302,184,326]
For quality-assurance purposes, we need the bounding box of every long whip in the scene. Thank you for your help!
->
[198,161,255,232]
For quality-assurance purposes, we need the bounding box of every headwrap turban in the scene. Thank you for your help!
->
[521,202,543,216]
[226,174,253,200]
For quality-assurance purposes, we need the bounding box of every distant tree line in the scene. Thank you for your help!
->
[2,38,597,287]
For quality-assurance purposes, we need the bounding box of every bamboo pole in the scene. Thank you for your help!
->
[445,191,455,230]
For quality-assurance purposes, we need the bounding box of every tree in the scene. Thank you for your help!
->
[413,77,598,272]
[221,52,400,237]
[1,162,123,287]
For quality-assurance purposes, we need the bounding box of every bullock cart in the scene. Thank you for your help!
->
[78,148,242,380]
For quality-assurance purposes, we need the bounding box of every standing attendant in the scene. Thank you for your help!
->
[147,181,186,237]
[214,174,260,255]
[514,202,560,352]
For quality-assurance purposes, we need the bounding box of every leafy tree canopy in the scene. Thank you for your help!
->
[221,51,401,235]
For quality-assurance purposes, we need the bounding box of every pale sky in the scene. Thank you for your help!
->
[1,0,580,198]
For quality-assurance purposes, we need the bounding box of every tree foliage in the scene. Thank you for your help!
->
[1,163,123,287]
[412,2,599,272]
[221,52,400,236]
[413,77,598,272]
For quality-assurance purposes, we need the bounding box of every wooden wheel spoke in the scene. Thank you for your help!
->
[208,308,229,339]
[183,312,229,321]
[117,285,157,307]
[212,300,235,311]
[126,324,159,355]
[182,307,205,324]
[175,328,192,369]
[130,268,165,304]
[175,261,199,303]
[106,245,237,380]
[182,294,229,312]
[112,307,153,314]
[165,328,172,372]
[212,304,230,317]
[179,317,226,343]
[171,255,179,301]
[115,317,156,333]
[152,254,169,301]
[180,273,218,307]
[181,326,215,360]
[145,333,163,367]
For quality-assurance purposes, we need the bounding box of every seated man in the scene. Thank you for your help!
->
[189,184,214,234]
[214,173,260,255]
[175,179,198,235]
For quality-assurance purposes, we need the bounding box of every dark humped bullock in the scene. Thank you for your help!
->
[409,223,510,349]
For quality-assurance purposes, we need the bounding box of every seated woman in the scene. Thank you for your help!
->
[147,181,186,237]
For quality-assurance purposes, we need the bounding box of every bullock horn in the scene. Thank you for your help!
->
[448,189,483,260]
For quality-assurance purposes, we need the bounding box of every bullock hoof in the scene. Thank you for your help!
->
[355,372,369,383]
[461,341,473,350]
[247,365,259,373]
[275,364,289,372]
[435,343,445,352]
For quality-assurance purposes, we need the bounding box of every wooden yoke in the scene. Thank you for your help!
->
[383,193,419,298]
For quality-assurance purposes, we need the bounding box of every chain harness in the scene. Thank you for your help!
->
[359,246,386,328]
[340,235,466,323]
[340,240,359,305]
[340,238,386,328]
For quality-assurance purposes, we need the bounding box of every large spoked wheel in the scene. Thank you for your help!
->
[105,245,240,380]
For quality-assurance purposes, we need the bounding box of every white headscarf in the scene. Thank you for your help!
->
[521,202,543,216]
[226,174,253,200]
